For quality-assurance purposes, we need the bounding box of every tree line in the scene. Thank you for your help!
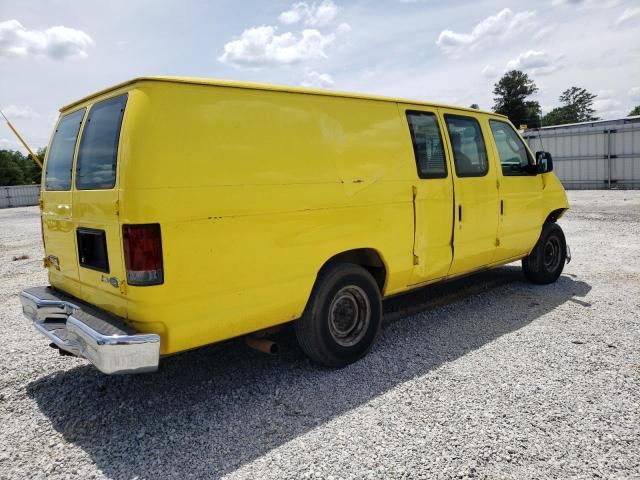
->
[488,69,640,129]
[0,148,45,186]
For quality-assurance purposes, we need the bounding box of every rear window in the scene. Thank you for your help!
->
[76,94,128,190]
[44,109,85,191]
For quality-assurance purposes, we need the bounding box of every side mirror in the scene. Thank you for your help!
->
[536,151,553,173]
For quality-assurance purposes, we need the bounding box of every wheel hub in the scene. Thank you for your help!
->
[328,285,370,347]
[543,237,561,271]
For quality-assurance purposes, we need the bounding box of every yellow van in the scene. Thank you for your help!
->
[20,77,570,374]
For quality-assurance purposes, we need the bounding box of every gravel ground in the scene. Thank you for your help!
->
[0,190,639,480]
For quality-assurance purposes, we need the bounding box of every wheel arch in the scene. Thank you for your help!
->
[319,248,388,293]
[544,208,568,224]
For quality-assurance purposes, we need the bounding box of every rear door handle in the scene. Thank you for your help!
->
[458,204,462,222]
[500,200,504,215]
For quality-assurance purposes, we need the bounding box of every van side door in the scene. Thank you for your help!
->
[487,119,543,262]
[441,111,500,276]
[402,107,454,285]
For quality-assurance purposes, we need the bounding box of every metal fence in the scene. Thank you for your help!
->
[524,116,640,190]
[0,185,40,208]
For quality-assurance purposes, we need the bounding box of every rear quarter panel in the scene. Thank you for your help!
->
[119,81,417,353]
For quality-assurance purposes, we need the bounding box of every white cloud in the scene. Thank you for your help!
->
[505,50,561,76]
[552,0,619,7]
[436,8,536,57]
[0,137,20,149]
[481,65,497,78]
[0,19,94,60]
[301,70,335,88]
[628,87,640,101]
[594,97,625,119]
[614,7,640,27]
[278,0,339,27]
[219,25,338,67]
[1,104,39,119]
[220,2,349,68]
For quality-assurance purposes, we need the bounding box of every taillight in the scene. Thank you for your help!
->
[122,224,164,286]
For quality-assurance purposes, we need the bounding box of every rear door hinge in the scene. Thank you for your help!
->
[413,255,419,265]
[495,238,501,247]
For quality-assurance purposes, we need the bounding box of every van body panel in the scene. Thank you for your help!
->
[397,104,455,285]
[483,118,545,262]
[116,82,415,352]
[493,175,544,261]
[440,109,500,276]
[72,188,127,317]
[42,190,83,298]
[43,88,131,317]
[540,173,570,226]
[36,77,569,357]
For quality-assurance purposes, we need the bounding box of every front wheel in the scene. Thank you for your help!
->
[522,223,567,285]
[295,263,382,368]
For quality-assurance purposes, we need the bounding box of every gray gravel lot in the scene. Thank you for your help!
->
[0,190,639,480]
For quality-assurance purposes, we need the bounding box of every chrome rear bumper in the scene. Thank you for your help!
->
[20,286,160,374]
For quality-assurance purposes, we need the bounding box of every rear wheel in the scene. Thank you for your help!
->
[296,263,382,368]
[522,223,567,284]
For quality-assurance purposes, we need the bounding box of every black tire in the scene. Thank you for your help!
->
[522,223,567,285]
[296,262,382,368]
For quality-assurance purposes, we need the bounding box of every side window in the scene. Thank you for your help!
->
[444,115,488,177]
[489,120,533,176]
[406,111,447,178]
[44,109,85,191]
[76,94,128,190]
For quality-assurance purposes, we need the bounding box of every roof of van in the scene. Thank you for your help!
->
[60,76,506,118]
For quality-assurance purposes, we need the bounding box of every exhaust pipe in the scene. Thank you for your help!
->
[245,336,279,355]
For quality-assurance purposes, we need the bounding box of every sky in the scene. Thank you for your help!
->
[1,0,639,153]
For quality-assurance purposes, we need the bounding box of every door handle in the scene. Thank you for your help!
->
[458,204,462,222]
[500,200,504,215]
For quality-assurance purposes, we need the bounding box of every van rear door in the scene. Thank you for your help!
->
[41,108,86,297]
[71,94,128,313]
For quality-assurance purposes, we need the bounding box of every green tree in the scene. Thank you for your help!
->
[629,105,640,116]
[492,70,541,128]
[0,149,27,186]
[25,147,45,184]
[541,106,575,126]
[542,87,599,126]
[559,86,598,122]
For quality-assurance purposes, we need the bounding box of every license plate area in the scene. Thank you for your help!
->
[77,228,109,273]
